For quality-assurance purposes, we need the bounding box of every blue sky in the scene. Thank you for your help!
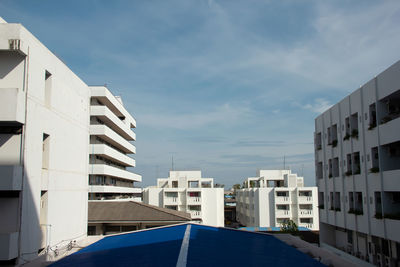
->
[2,0,400,188]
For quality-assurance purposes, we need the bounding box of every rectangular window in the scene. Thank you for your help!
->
[42,133,50,169]
[44,70,52,107]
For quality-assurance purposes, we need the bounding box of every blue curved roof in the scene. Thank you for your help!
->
[51,223,325,267]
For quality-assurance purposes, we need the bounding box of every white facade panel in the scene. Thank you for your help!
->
[315,60,400,265]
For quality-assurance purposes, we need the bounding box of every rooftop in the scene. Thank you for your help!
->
[88,201,192,222]
[50,223,324,267]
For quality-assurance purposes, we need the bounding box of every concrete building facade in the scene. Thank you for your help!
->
[88,86,141,201]
[0,18,89,264]
[315,60,400,265]
[143,171,224,227]
[236,170,319,231]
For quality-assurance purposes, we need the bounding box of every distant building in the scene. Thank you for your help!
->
[0,18,89,264]
[315,60,400,265]
[236,170,319,230]
[87,201,191,235]
[143,171,224,227]
[224,190,237,226]
[88,86,141,201]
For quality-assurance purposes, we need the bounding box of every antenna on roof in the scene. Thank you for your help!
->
[301,164,304,177]
[172,155,174,171]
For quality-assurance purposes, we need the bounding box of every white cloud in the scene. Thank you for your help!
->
[139,103,252,130]
[303,98,333,114]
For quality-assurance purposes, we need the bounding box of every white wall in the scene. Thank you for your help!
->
[201,188,224,227]
[0,22,89,263]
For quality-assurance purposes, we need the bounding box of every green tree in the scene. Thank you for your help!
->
[232,184,241,190]
[281,219,299,233]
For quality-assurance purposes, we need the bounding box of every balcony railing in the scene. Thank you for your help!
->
[276,210,291,217]
[299,209,313,215]
[189,210,202,218]
[298,196,313,202]
[187,197,201,204]
[299,223,313,229]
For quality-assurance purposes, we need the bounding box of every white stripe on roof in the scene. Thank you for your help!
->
[176,224,191,267]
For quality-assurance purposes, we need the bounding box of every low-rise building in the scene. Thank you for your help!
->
[87,201,191,235]
[143,171,224,227]
[236,170,319,230]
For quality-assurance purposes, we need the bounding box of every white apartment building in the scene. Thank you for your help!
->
[143,171,224,227]
[315,60,400,265]
[88,86,141,201]
[236,170,319,231]
[0,18,89,264]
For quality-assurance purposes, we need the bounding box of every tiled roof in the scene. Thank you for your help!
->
[88,201,191,222]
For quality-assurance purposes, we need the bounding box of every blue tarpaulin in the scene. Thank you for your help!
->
[51,223,325,267]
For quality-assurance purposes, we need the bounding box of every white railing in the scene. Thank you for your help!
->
[276,210,291,216]
[299,223,313,229]
[299,210,313,215]
[275,196,290,203]
[165,197,178,203]
[298,196,313,202]
[187,197,201,203]
[189,211,202,218]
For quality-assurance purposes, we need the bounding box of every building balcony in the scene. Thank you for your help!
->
[298,196,313,203]
[91,105,135,141]
[90,124,135,153]
[298,223,314,230]
[90,86,136,128]
[380,116,400,145]
[89,164,142,182]
[0,88,25,125]
[299,210,313,216]
[189,210,202,219]
[383,169,400,191]
[89,185,141,194]
[275,210,291,217]
[90,144,135,167]
[187,197,201,205]
[164,197,182,205]
[275,196,291,204]
[0,232,18,260]
[0,165,22,190]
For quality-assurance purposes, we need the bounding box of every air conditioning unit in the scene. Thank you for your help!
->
[9,39,21,50]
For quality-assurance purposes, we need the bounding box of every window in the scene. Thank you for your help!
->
[276,191,288,197]
[42,133,50,169]
[347,230,353,244]
[44,70,52,107]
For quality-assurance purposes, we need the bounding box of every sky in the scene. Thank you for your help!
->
[2,0,400,188]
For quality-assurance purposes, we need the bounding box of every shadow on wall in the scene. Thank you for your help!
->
[0,126,42,265]
[0,51,25,79]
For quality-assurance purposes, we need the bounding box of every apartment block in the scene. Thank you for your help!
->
[89,86,141,201]
[236,170,319,230]
[315,60,400,265]
[0,18,89,264]
[143,171,224,227]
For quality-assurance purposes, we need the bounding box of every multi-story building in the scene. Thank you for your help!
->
[315,60,400,265]
[236,170,319,230]
[88,86,141,201]
[143,171,224,227]
[0,18,89,264]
